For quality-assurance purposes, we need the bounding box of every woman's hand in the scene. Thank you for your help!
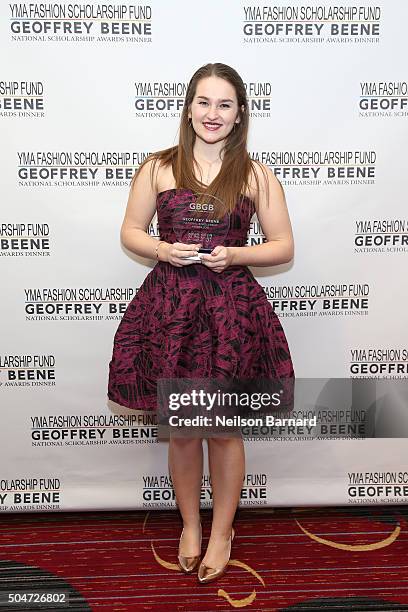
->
[200,245,234,273]
[161,242,202,267]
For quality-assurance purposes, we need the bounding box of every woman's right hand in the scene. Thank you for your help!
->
[160,242,202,267]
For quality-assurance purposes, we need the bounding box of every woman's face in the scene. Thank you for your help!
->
[188,76,243,144]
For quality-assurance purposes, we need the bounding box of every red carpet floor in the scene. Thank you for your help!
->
[0,505,408,611]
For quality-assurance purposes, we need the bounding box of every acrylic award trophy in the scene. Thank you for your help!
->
[172,193,230,261]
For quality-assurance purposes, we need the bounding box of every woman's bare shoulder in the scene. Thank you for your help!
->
[133,154,169,194]
[130,147,174,191]
[251,160,280,186]
[244,160,267,201]
[156,161,176,193]
[245,160,284,208]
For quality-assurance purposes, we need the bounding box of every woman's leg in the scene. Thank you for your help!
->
[201,436,245,566]
[168,436,203,554]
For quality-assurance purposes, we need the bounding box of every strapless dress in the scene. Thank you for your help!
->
[107,188,294,410]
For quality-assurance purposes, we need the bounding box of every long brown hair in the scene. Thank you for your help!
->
[132,62,269,219]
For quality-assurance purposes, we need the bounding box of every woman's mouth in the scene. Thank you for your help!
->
[203,122,222,131]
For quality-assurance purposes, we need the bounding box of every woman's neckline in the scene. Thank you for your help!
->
[156,187,256,207]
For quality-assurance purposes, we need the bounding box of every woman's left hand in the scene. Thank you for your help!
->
[200,246,234,273]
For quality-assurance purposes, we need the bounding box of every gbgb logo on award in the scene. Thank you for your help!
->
[172,192,230,261]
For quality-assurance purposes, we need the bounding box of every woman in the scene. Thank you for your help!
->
[108,62,294,583]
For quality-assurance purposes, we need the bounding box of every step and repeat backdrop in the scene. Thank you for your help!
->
[1,1,407,513]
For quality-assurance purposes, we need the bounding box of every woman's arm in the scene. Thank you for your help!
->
[120,159,165,260]
[229,163,294,267]
[120,160,201,265]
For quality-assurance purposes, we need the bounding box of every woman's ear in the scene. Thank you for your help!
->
[236,105,245,123]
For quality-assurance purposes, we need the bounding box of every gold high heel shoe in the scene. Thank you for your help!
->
[177,523,202,573]
[197,527,235,584]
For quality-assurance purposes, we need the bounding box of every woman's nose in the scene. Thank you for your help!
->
[206,107,219,119]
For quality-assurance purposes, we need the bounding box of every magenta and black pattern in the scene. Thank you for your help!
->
[107,188,294,411]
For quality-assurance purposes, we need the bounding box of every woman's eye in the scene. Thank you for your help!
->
[198,101,230,108]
